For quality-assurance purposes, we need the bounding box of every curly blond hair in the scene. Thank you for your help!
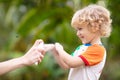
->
[71,4,112,37]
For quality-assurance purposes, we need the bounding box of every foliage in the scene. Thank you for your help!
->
[99,0,120,80]
[0,0,120,80]
[0,0,77,80]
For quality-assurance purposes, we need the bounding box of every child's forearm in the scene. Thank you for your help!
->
[58,50,84,68]
[58,50,74,67]
[52,49,70,69]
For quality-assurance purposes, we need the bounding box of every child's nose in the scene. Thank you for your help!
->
[77,30,81,36]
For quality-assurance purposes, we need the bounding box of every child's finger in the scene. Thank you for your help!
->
[55,43,63,50]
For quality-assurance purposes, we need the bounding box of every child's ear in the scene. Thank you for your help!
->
[91,25,100,32]
[89,22,100,33]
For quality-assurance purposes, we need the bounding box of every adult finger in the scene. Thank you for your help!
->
[33,39,44,47]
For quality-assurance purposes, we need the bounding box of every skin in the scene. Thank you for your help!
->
[0,40,45,75]
[49,24,102,69]
[75,24,102,45]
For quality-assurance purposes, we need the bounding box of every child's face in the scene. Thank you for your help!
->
[75,24,99,44]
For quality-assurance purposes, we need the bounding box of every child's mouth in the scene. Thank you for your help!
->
[81,36,84,38]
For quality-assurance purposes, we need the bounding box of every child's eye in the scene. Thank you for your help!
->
[78,28,82,30]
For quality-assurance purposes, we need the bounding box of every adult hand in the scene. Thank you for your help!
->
[21,39,45,66]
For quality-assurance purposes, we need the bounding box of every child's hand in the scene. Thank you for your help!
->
[54,43,65,56]
[55,43,64,52]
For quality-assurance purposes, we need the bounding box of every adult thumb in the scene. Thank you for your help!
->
[33,39,44,47]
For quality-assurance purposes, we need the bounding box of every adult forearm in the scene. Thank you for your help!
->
[0,57,25,75]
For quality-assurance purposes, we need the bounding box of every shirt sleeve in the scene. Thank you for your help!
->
[79,44,105,66]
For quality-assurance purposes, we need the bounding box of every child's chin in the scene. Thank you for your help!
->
[82,41,88,44]
[82,41,86,44]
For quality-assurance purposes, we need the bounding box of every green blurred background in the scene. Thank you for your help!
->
[0,0,120,80]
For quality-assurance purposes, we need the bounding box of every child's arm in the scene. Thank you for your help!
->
[55,43,84,68]
[52,48,70,69]
[44,44,70,69]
